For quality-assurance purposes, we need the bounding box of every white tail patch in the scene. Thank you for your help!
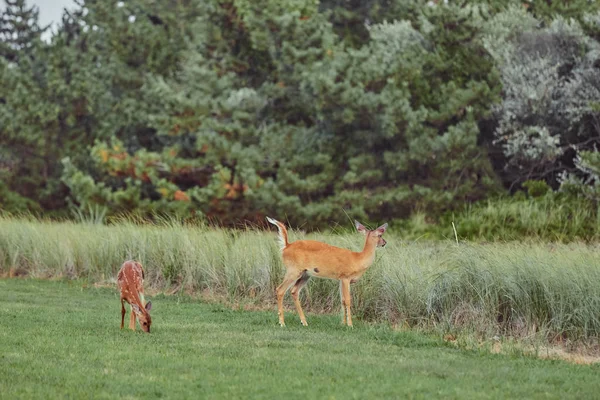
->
[266,216,286,250]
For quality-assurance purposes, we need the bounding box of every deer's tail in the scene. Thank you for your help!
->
[266,217,289,250]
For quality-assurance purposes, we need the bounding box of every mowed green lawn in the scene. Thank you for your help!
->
[1,279,599,399]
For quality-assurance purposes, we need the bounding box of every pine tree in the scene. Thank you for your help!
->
[1,0,194,213]
[0,0,51,212]
[61,0,505,226]
[59,0,202,217]
[0,0,48,63]
[18,0,600,226]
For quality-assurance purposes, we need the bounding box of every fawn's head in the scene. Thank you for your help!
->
[355,221,388,247]
[131,301,153,333]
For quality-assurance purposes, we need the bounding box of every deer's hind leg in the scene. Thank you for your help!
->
[290,271,311,326]
[276,268,304,327]
[120,299,126,329]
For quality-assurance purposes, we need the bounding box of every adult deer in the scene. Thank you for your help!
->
[117,260,152,333]
[267,217,387,327]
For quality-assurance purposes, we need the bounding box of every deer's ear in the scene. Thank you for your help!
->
[145,301,152,311]
[376,223,388,233]
[131,304,142,315]
[355,220,367,234]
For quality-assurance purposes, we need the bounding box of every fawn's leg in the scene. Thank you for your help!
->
[120,299,126,329]
[277,270,303,327]
[290,272,310,326]
[341,278,353,327]
[129,305,137,330]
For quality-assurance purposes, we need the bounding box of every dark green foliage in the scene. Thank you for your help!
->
[319,0,422,47]
[0,181,40,214]
[3,0,600,233]
[1,0,194,213]
[525,0,600,24]
[464,0,600,23]
[0,0,50,212]
[404,192,600,242]
[523,180,550,197]
[0,0,48,63]
[61,0,503,226]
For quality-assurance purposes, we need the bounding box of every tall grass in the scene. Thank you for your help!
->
[1,216,599,345]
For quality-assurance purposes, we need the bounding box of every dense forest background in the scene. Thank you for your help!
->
[3,0,600,236]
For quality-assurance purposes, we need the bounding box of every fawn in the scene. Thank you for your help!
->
[117,260,152,333]
[267,217,387,327]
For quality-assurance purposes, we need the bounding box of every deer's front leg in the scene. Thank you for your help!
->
[129,305,137,330]
[341,279,353,327]
[339,280,347,325]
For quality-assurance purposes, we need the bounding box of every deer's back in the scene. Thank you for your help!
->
[118,261,145,298]
[282,240,363,278]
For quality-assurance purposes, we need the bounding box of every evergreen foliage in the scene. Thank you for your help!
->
[0,0,47,63]
[60,0,503,226]
[2,0,600,231]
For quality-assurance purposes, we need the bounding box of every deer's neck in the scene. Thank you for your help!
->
[127,289,145,309]
[359,235,377,265]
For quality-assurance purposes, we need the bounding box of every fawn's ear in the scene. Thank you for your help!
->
[376,223,388,233]
[131,304,142,315]
[145,301,152,311]
[355,220,367,234]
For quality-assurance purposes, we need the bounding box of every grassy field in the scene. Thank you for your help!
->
[1,279,600,399]
[1,216,600,348]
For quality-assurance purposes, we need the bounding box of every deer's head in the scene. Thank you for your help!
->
[355,221,388,247]
[131,301,153,333]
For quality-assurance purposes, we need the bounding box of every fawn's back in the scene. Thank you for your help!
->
[118,261,145,301]
[118,260,152,332]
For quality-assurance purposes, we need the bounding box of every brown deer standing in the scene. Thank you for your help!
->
[267,217,387,327]
[117,260,152,333]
